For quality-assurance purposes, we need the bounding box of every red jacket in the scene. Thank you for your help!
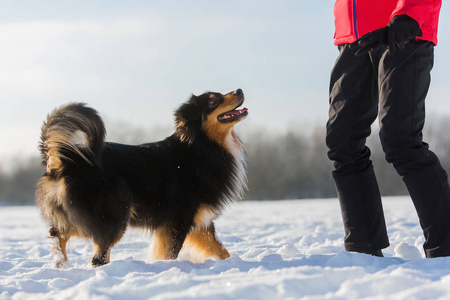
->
[333,0,442,46]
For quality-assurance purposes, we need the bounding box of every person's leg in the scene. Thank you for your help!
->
[327,44,389,254]
[378,41,450,258]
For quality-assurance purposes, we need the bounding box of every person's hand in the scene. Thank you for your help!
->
[387,14,422,55]
[350,15,422,56]
[350,27,388,56]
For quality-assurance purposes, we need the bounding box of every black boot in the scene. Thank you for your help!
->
[350,248,384,257]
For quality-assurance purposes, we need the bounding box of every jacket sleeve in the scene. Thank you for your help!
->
[390,0,440,26]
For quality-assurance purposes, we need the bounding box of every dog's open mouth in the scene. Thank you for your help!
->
[218,100,248,123]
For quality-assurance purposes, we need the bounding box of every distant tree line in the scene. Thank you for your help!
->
[1,115,450,205]
[0,157,42,205]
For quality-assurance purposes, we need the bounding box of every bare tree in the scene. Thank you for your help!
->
[1,114,450,205]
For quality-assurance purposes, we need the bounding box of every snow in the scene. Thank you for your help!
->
[1,197,450,299]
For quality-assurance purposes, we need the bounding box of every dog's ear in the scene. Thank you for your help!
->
[176,95,201,122]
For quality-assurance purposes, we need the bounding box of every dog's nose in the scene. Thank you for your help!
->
[234,89,243,96]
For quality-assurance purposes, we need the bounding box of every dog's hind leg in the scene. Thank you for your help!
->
[184,223,230,261]
[49,226,72,268]
[91,242,112,267]
[149,225,189,261]
[91,230,126,267]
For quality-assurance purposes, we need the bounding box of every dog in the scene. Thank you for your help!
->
[36,89,248,267]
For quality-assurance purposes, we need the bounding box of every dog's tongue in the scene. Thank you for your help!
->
[219,107,248,122]
[224,107,247,117]
[232,107,248,115]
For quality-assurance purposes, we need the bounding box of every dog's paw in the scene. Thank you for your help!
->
[91,254,110,267]
[52,259,70,269]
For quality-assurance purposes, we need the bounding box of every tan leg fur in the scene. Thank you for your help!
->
[184,225,230,261]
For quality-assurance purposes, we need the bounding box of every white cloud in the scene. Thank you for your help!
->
[0,18,166,98]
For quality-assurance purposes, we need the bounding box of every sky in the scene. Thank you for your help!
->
[1,0,450,165]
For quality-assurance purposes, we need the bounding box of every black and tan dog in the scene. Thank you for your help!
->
[36,89,248,267]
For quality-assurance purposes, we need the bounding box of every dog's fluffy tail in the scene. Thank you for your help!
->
[39,103,106,175]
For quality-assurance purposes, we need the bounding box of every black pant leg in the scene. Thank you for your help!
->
[327,44,389,252]
[333,165,390,252]
[378,41,450,257]
[327,45,378,175]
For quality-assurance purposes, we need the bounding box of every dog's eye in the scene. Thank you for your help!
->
[209,98,219,107]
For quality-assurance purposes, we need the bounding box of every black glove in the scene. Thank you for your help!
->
[387,14,422,55]
[351,15,422,56]
[350,27,388,56]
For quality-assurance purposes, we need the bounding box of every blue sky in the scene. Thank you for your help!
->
[1,0,449,163]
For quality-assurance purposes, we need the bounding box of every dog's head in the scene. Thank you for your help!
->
[175,89,248,144]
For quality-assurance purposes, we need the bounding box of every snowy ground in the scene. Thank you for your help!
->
[1,197,450,300]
